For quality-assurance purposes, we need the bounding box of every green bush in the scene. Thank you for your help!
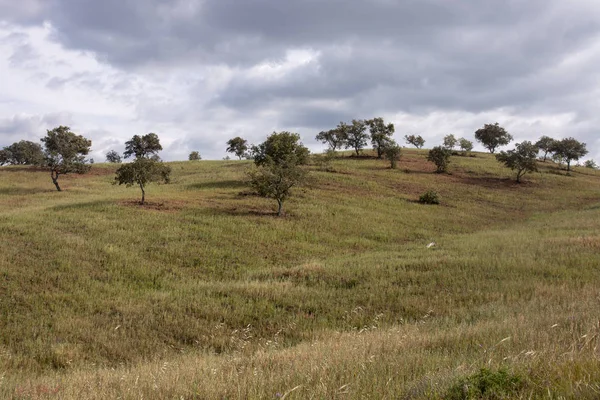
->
[419,190,440,205]
[445,368,525,400]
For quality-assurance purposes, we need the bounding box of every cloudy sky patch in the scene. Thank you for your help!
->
[1,0,599,161]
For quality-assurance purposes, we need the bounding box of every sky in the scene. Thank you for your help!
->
[0,0,599,162]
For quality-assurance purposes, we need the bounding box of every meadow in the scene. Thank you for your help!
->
[0,149,599,399]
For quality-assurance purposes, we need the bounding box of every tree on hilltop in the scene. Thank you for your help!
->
[124,133,162,159]
[41,126,92,191]
[106,150,122,163]
[550,138,588,172]
[404,134,425,149]
[366,117,395,159]
[345,119,369,157]
[535,136,556,162]
[226,137,249,160]
[474,123,513,153]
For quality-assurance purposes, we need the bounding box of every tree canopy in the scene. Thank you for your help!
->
[535,136,556,162]
[443,134,458,150]
[114,157,171,204]
[41,126,92,191]
[496,141,539,182]
[251,131,309,167]
[345,119,369,157]
[427,146,451,173]
[404,134,425,149]
[189,151,201,161]
[0,140,44,166]
[226,137,249,159]
[315,127,347,152]
[550,138,588,171]
[124,133,162,159]
[367,117,395,158]
[474,123,513,153]
[105,150,122,163]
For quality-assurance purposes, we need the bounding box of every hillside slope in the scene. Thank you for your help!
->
[1,150,599,398]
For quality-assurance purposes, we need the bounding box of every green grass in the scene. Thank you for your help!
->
[0,150,599,399]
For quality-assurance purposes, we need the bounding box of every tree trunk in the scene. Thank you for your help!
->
[139,183,145,205]
[355,148,360,157]
[277,199,283,216]
[51,171,61,191]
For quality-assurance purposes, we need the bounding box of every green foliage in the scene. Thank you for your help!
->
[249,131,310,215]
[443,134,458,150]
[41,126,92,191]
[445,368,525,400]
[496,141,539,182]
[584,159,598,169]
[535,135,557,162]
[188,151,202,161]
[345,119,369,156]
[459,137,474,155]
[0,140,44,166]
[550,137,588,171]
[105,150,122,163]
[419,190,440,204]
[226,137,249,159]
[367,117,395,158]
[315,127,347,152]
[251,131,309,167]
[427,146,451,173]
[114,158,171,204]
[404,134,425,149]
[123,133,162,159]
[474,123,513,153]
[383,141,402,169]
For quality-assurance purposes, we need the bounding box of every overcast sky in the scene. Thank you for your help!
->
[1,0,599,161]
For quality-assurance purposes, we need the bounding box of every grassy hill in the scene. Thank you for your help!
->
[1,149,599,399]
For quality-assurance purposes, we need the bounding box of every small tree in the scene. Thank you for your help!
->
[427,146,451,173]
[459,138,474,154]
[105,150,122,163]
[114,158,171,204]
[383,141,402,169]
[345,119,369,156]
[124,133,162,159]
[550,137,588,172]
[495,141,538,183]
[535,136,556,162]
[474,123,513,153]
[443,134,458,150]
[226,137,249,160]
[315,127,347,152]
[189,151,201,161]
[249,131,309,216]
[584,160,598,169]
[366,117,395,158]
[0,149,10,166]
[404,134,425,149]
[41,126,92,191]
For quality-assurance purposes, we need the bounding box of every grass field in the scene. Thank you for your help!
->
[1,149,599,399]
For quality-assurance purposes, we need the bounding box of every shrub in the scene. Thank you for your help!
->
[419,190,440,205]
[427,146,451,173]
[445,368,525,400]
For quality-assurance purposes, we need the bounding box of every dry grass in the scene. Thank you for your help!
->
[0,150,599,398]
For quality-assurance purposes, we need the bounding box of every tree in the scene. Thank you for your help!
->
[315,127,347,152]
[459,138,474,154]
[474,123,513,153]
[535,136,556,162]
[495,141,539,183]
[105,150,122,163]
[427,146,451,173]
[251,131,309,167]
[366,117,395,158]
[383,141,402,169]
[248,131,309,216]
[1,140,44,165]
[443,134,458,150]
[114,157,171,205]
[226,137,249,160]
[40,126,92,191]
[345,119,369,157]
[189,151,201,161]
[584,160,598,169]
[123,133,162,159]
[404,134,425,149]
[550,138,588,172]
